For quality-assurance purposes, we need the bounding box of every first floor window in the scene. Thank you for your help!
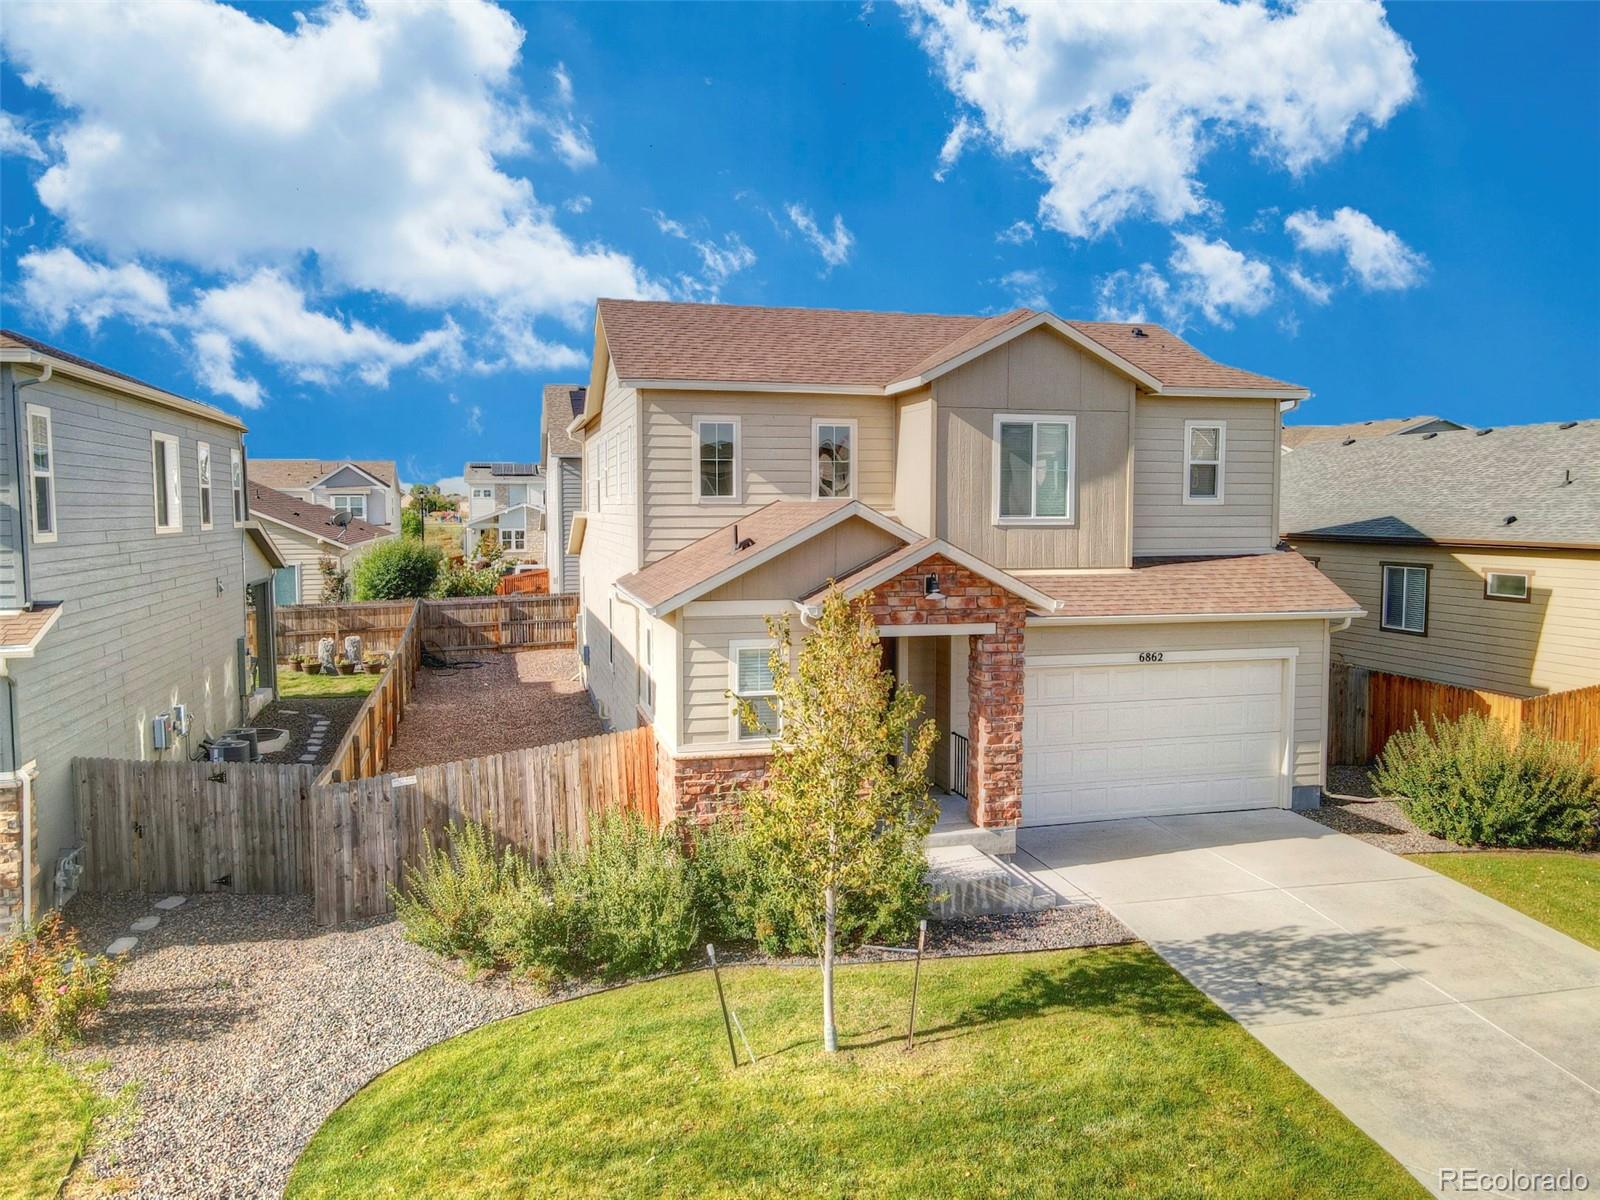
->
[607,599,615,665]
[25,404,55,543]
[1185,421,1225,502]
[272,566,300,606]
[697,418,737,500]
[732,643,780,740]
[1381,564,1429,634]
[197,442,213,528]
[814,420,854,498]
[638,623,654,710]
[500,528,526,550]
[153,432,182,532]
[1485,571,1529,601]
[332,495,367,520]
[231,449,245,524]
[997,416,1073,521]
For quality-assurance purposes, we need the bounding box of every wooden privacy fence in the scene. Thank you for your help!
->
[312,725,658,924]
[74,759,317,897]
[495,567,549,595]
[1328,664,1600,765]
[321,600,424,785]
[275,600,417,660]
[72,726,660,925]
[422,593,577,651]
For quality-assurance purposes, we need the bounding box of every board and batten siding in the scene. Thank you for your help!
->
[931,327,1133,570]
[1294,542,1600,697]
[640,391,897,561]
[4,368,252,906]
[698,518,904,603]
[1132,398,1280,556]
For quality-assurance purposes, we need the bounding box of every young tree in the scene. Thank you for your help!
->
[476,529,503,563]
[737,587,937,1052]
[317,555,351,603]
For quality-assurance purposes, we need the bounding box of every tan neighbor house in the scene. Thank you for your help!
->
[247,481,393,605]
[571,299,1363,845]
[248,458,402,535]
[1282,421,1600,697]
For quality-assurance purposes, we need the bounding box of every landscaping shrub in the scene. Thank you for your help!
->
[394,822,519,972]
[433,562,500,598]
[317,554,351,603]
[351,538,442,600]
[400,507,423,539]
[1,913,120,1045]
[1373,712,1600,850]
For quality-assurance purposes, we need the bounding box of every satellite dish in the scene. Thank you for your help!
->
[332,510,353,527]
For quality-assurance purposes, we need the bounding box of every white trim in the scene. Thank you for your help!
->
[1380,564,1429,634]
[329,493,368,521]
[811,417,858,501]
[886,312,1165,395]
[1182,419,1226,505]
[0,347,249,430]
[151,431,183,533]
[1027,608,1363,626]
[465,500,545,529]
[816,537,1060,614]
[627,378,881,396]
[992,413,1077,525]
[566,513,588,555]
[305,462,391,490]
[638,620,655,715]
[681,600,790,616]
[23,403,57,545]
[693,415,742,504]
[197,441,214,530]
[230,448,245,526]
[1484,571,1530,600]
[252,510,380,550]
[728,637,780,744]
[273,563,302,606]
[875,622,995,638]
[1149,385,1310,400]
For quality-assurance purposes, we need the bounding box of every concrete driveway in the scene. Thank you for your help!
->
[1017,810,1600,1199]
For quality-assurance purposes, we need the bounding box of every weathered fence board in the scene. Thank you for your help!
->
[274,600,417,660]
[320,600,424,785]
[421,594,576,652]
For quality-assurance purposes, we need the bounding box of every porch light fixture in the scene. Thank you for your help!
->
[923,573,943,599]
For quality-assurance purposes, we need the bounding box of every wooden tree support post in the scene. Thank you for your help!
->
[906,918,927,1050]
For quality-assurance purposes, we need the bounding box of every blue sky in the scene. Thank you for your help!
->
[2,1,1596,491]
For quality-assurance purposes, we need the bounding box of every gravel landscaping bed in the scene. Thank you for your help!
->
[256,697,366,766]
[384,648,603,770]
[1303,765,1473,855]
[61,892,1128,1199]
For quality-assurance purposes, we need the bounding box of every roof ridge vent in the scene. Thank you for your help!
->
[1342,437,1356,446]
[1476,428,1494,436]
[1422,432,1438,439]
[1559,421,1578,430]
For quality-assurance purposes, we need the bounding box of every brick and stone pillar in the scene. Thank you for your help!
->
[966,601,1026,828]
[0,778,35,934]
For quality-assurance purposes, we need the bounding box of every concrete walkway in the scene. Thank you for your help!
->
[1016,810,1600,1199]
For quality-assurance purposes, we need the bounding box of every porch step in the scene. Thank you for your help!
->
[926,791,1016,854]
[925,845,1068,920]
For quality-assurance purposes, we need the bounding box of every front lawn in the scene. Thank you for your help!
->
[1408,851,1600,949]
[290,945,1422,1199]
[0,1046,102,1200]
[277,669,381,699]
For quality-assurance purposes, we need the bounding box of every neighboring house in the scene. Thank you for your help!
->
[541,382,586,593]
[247,481,393,605]
[462,460,544,561]
[0,330,286,931]
[1281,414,1467,451]
[1283,421,1600,697]
[249,458,402,534]
[572,299,1361,842]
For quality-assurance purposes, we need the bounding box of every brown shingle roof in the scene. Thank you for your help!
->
[542,383,585,459]
[592,299,1301,394]
[0,602,63,654]
[1281,416,1466,450]
[1031,552,1360,619]
[247,482,391,547]
[249,459,397,490]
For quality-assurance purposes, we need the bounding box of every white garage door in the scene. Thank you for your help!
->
[1022,655,1289,826]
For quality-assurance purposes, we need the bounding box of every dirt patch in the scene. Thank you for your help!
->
[383,648,604,770]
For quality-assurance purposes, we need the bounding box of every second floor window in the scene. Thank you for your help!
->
[152,432,183,533]
[231,449,245,524]
[1185,421,1226,503]
[814,420,854,499]
[25,404,56,544]
[332,495,367,520]
[696,417,738,501]
[1381,564,1429,635]
[996,415,1074,522]
[198,442,213,529]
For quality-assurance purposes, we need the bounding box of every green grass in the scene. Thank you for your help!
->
[423,521,467,558]
[289,946,1422,1200]
[0,1046,102,1200]
[1408,851,1600,949]
[278,670,381,699]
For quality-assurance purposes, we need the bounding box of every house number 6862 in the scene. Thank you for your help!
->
[1138,651,1164,663]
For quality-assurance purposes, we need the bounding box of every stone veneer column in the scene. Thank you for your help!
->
[0,778,33,934]
[966,600,1026,828]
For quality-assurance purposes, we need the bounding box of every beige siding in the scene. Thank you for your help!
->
[1133,399,1279,556]
[680,612,786,749]
[932,327,1133,570]
[893,389,935,536]
[1025,619,1329,789]
[258,520,370,602]
[640,392,896,561]
[699,518,904,602]
[1294,542,1600,696]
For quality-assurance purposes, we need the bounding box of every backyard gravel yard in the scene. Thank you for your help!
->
[383,648,603,770]
[60,892,1129,1199]
[1304,765,1474,855]
[256,697,366,767]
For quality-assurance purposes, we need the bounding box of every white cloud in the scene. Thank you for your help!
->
[562,194,592,214]
[530,63,596,169]
[466,404,484,436]
[433,475,467,497]
[17,246,173,330]
[1095,263,1175,326]
[906,0,1416,238]
[651,210,758,299]
[1094,233,1272,330]
[650,210,692,240]
[191,331,263,409]
[996,219,1034,245]
[933,116,976,181]
[475,316,586,372]
[0,0,659,326]
[1286,265,1334,305]
[1285,206,1427,290]
[0,111,46,161]
[785,203,854,271]
[997,268,1050,309]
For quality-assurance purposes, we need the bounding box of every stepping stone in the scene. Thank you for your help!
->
[106,936,138,955]
[298,754,317,763]
[154,895,187,910]
[130,915,160,932]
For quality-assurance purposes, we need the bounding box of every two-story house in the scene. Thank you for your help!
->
[571,300,1362,845]
[541,383,585,593]
[462,460,544,561]
[248,480,393,605]
[0,330,285,931]
[249,458,402,534]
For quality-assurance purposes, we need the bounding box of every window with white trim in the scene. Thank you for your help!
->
[25,404,56,544]
[1184,421,1226,503]
[152,432,183,533]
[586,442,600,511]
[197,442,213,529]
[1381,564,1429,634]
[995,415,1074,522]
[332,494,367,520]
[1485,571,1530,602]
[813,419,855,499]
[607,598,615,665]
[231,449,245,524]
[731,641,780,741]
[500,528,526,551]
[272,565,300,606]
[638,622,654,712]
[696,417,738,501]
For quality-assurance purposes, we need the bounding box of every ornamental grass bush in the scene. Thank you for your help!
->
[1373,712,1600,850]
[2,913,120,1045]
[351,538,442,600]
[393,821,516,973]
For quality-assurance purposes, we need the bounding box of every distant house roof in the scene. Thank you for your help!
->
[465,501,545,528]
[1281,415,1467,450]
[542,383,585,460]
[464,461,541,479]
[589,299,1301,402]
[1282,421,1600,549]
[0,328,246,431]
[247,482,391,548]
[249,459,398,490]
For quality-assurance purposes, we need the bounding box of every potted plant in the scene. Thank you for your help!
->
[289,655,305,673]
[336,655,357,676]
[305,658,323,675]
[363,653,386,673]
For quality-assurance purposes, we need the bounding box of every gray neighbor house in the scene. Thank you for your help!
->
[541,381,584,593]
[0,330,284,932]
